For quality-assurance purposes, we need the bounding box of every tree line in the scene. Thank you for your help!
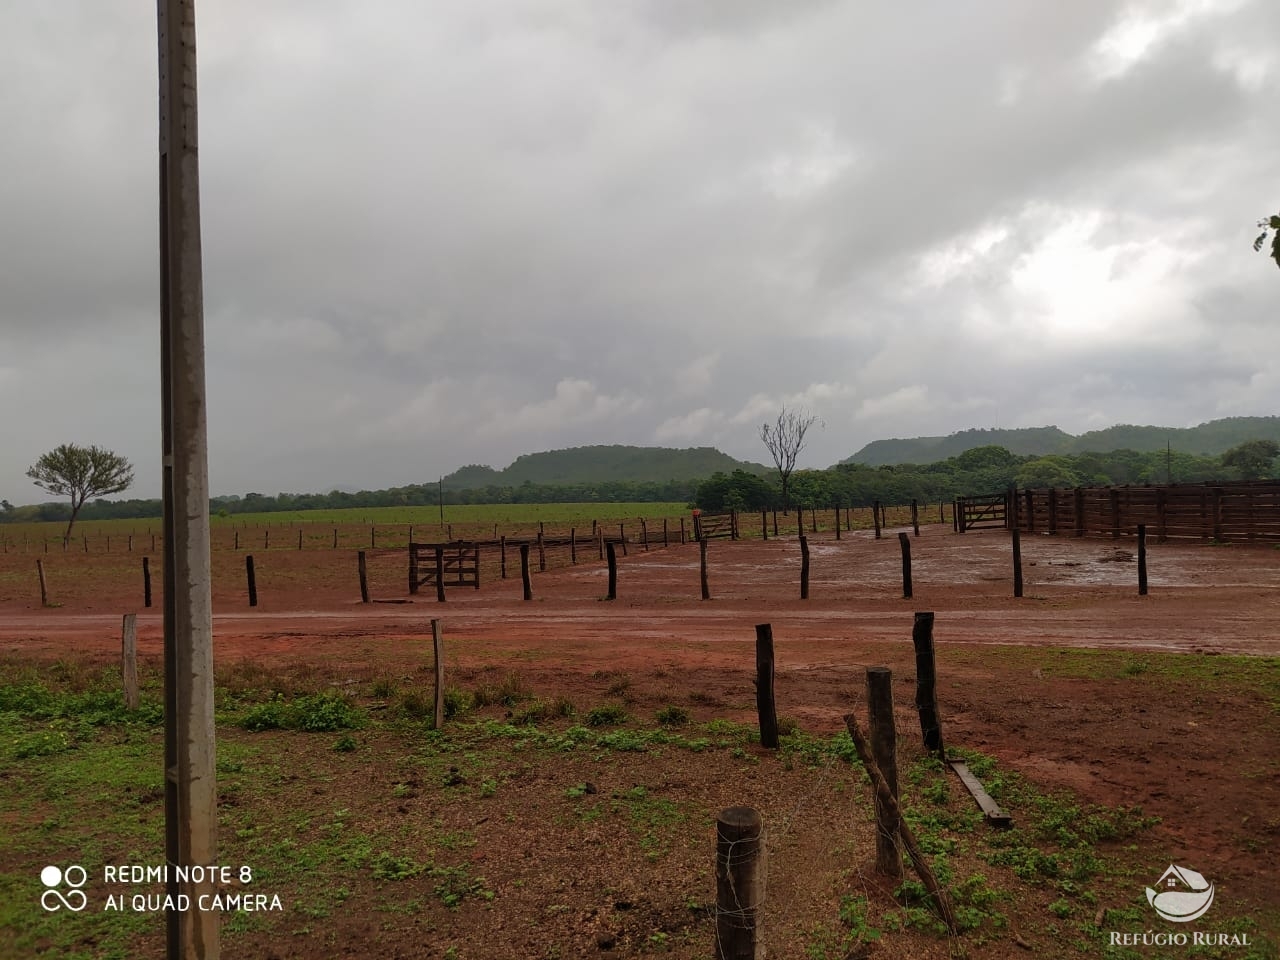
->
[4,440,1275,526]
[691,441,1280,513]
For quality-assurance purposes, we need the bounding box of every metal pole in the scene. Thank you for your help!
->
[158,1,218,956]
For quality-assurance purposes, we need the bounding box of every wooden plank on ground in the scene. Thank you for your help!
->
[949,760,1012,828]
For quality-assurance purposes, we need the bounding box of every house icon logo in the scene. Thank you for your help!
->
[1146,864,1214,923]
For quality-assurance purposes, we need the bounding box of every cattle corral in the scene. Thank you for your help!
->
[0,517,1277,958]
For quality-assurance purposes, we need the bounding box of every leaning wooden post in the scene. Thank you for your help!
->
[520,544,533,601]
[898,532,912,599]
[37,559,49,607]
[799,535,810,600]
[431,618,446,730]
[434,546,446,603]
[755,623,779,748]
[1011,528,1024,598]
[700,538,710,600]
[358,550,370,603]
[619,522,628,556]
[606,542,618,601]
[122,613,140,711]
[911,499,919,536]
[246,555,257,607]
[911,612,944,759]
[715,807,766,960]
[842,714,958,934]
[1137,524,1148,596]
[873,500,882,539]
[865,666,902,878]
[143,556,153,608]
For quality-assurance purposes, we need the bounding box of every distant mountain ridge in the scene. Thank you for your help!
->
[844,417,1280,466]
[441,445,768,488]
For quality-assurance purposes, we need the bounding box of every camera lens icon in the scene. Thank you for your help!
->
[40,864,88,912]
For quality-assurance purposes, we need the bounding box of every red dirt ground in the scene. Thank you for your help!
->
[2,523,1278,947]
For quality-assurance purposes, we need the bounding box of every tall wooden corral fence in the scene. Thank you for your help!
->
[1002,480,1280,543]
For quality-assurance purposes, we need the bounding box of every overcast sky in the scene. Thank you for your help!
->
[2,1,1278,502]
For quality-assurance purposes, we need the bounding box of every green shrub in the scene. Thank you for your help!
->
[586,703,627,727]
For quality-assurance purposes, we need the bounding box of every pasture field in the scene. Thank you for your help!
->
[0,524,1277,958]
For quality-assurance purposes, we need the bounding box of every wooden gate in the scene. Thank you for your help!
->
[692,511,738,541]
[957,493,1007,532]
[409,541,480,594]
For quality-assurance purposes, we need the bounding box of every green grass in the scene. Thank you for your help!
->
[0,502,693,541]
[1,654,1275,959]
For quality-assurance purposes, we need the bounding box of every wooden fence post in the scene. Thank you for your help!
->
[641,518,649,551]
[866,666,902,878]
[431,618,446,730]
[755,624,778,749]
[912,612,943,759]
[435,546,446,602]
[333,528,338,549]
[538,529,546,571]
[143,556,152,608]
[1074,487,1085,537]
[606,542,617,601]
[772,510,778,537]
[619,522,628,556]
[358,551,369,603]
[899,532,912,599]
[1024,489,1034,533]
[122,614,139,711]
[842,714,958,934]
[408,545,419,594]
[700,538,710,601]
[36,559,48,607]
[911,499,919,536]
[1212,487,1224,542]
[501,536,508,579]
[834,504,841,541]
[1137,524,1148,596]
[520,544,533,600]
[1110,489,1121,539]
[264,529,269,550]
[1011,528,1023,598]
[799,535,810,600]
[715,807,766,960]
[873,500,882,539]
[1048,488,1058,535]
[762,510,768,541]
[1156,489,1167,543]
[663,518,669,547]
[233,529,239,550]
[246,555,257,607]
[570,528,577,564]
[679,518,686,545]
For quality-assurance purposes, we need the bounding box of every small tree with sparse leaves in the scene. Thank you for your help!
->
[760,407,820,513]
[1255,213,1280,270]
[27,444,134,542]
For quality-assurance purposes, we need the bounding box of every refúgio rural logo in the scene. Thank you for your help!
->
[1147,864,1215,923]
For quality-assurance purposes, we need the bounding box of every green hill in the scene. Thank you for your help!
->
[847,426,1073,466]
[442,445,767,488]
[844,417,1280,466]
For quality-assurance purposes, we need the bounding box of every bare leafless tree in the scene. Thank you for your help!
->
[760,407,819,513]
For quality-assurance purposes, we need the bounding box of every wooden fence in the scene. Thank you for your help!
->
[1009,480,1280,543]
